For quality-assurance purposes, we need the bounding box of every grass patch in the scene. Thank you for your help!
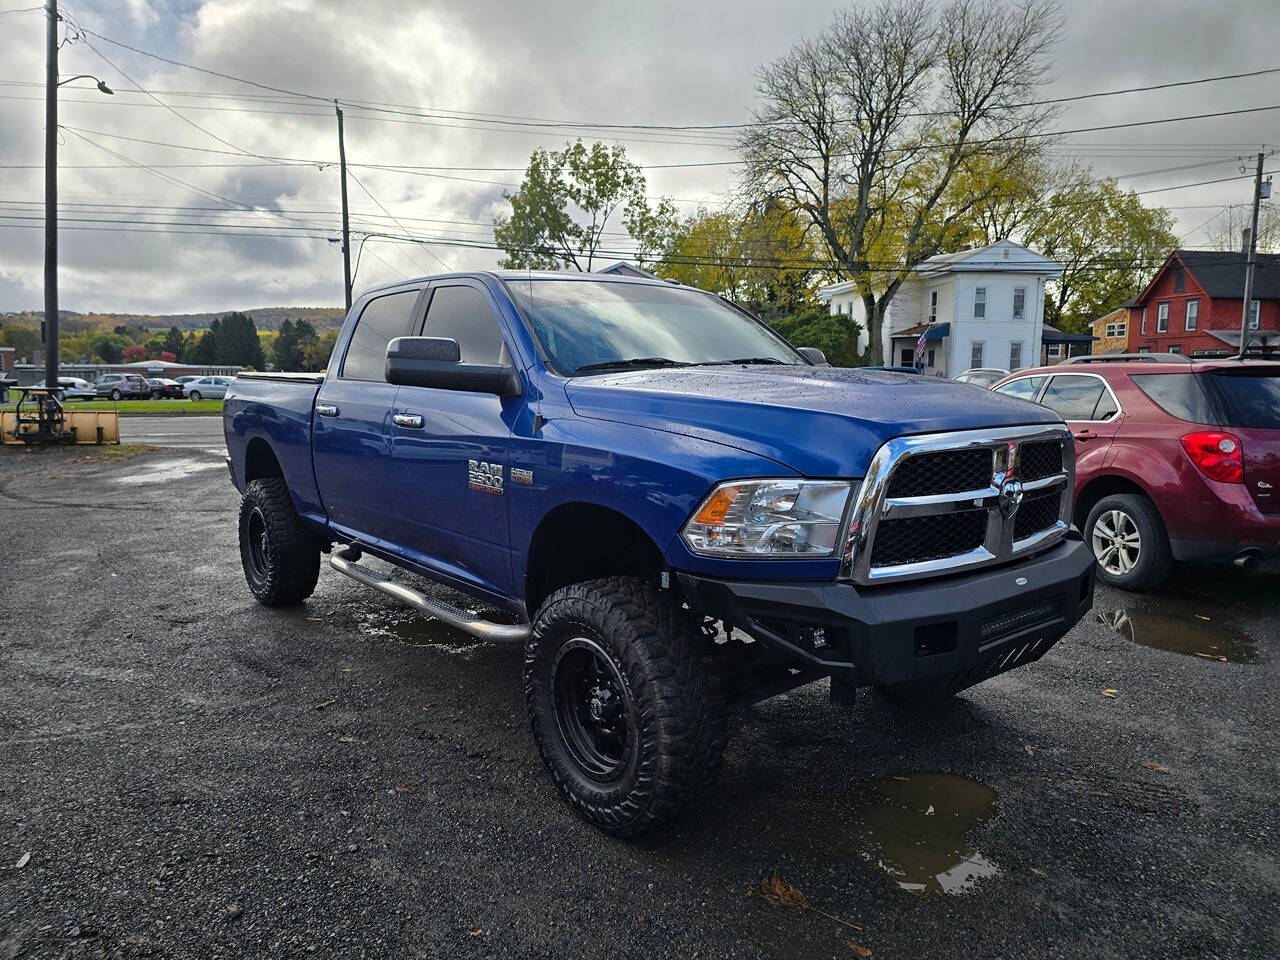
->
[0,399,223,415]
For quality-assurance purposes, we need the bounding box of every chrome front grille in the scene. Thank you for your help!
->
[842,425,1074,584]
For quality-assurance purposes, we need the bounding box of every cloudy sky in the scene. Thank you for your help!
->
[0,0,1276,314]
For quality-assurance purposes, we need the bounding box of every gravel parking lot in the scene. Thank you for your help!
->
[2,445,1276,959]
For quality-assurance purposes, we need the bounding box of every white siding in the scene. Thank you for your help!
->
[946,272,1044,372]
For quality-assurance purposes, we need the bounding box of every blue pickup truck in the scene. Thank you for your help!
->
[224,271,1095,835]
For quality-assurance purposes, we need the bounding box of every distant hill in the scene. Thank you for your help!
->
[0,306,347,332]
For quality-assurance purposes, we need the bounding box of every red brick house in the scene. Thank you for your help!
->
[1127,250,1280,356]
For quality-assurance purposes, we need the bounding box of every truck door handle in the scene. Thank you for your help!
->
[393,413,425,429]
[316,403,339,418]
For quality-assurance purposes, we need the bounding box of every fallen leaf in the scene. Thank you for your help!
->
[754,872,810,910]
[338,735,363,744]
[1101,689,1118,698]
[1030,867,1048,878]
[341,666,354,673]
[849,942,873,957]
[470,929,484,937]
[1142,761,1170,773]
[314,698,337,711]
[1023,744,1035,756]
[394,784,411,794]
[1193,652,1228,662]
[15,852,30,869]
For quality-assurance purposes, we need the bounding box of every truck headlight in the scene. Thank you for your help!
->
[681,480,852,557]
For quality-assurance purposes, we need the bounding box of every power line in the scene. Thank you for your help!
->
[345,170,449,274]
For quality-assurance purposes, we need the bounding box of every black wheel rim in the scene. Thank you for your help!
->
[551,636,633,781]
[246,507,271,580]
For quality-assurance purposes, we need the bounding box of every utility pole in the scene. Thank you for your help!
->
[44,0,58,391]
[335,101,352,313]
[1236,152,1265,359]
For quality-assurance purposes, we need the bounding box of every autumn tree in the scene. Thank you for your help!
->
[739,0,1062,359]
[1022,176,1177,331]
[495,141,679,271]
[767,309,863,367]
[659,203,821,317]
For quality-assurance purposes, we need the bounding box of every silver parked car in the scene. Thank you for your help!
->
[182,375,233,400]
[94,373,150,400]
[953,367,1011,389]
[35,376,96,401]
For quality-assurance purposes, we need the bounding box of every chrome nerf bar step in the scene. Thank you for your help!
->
[328,545,530,643]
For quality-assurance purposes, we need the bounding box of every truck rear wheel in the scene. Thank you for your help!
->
[238,477,321,606]
[524,577,728,836]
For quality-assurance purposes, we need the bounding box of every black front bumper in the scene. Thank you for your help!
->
[679,534,1096,693]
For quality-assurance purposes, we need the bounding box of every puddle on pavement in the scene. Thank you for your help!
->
[852,773,1000,895]
[111,458,220,485]
[351,602,522,655]
[1096,595,1258,664]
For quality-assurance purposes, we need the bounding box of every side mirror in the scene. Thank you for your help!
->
[385,337,521,396]
[797,346,830,366]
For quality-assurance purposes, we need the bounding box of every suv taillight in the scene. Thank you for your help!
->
[1180,431,1244,483]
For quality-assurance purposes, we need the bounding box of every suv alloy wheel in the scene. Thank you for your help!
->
[1084,493,1172,590]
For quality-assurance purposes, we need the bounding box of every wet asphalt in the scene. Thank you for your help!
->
[1,445,1277,959]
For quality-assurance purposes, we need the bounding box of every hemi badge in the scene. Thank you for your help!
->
[511,467,534,485]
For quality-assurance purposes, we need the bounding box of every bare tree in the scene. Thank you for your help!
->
[1205,203,1280,254]
[739,0,1063,360]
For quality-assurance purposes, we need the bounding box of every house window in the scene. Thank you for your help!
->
[1010,342,1022,369]
[927,348,935,367]
[1168,344,1182,354]
[1185,299,1198,331]
[1105,321,1126,338]
[973,287,986,318]
[1249,300,1260,329]
[1046,343,1063,358]
[1157,302,1169,333]
[1173,264,1185,292]
[1141,307,1147,334]
[900,348,914,366]
[1012,287,1026,320]
[970,341,984,367]
[1138,346,1150,353]
[929,290,938,323]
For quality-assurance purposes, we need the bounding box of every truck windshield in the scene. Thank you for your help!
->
[504,278,805,375]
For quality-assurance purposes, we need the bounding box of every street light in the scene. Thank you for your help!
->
[58,74,114,95]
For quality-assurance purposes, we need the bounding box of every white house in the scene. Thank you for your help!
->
[817,240,1064,374]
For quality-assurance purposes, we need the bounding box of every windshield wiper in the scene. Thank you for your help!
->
[701,357,790,366]
[573,357,697,374]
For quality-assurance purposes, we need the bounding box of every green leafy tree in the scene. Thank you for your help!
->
[214,312,266,369]
[162,326,186,358]
[300,328,338,372]
[272,318,318,371]
[1,324,42,360]
[495,141,678,270]
[89,332,128,364]
[767,309,863,367]
[189,322,219,365]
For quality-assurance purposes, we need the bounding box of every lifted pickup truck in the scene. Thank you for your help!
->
[225,272,1095,835]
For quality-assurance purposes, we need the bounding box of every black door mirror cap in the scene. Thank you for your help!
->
[385,337,521,396]
[797,346,830,366]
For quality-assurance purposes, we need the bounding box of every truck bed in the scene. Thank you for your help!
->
[224,373,327,529]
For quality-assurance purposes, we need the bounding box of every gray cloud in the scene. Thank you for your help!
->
[0,0,1274,313]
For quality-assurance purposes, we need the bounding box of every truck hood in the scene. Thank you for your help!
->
[565,365,1062,477]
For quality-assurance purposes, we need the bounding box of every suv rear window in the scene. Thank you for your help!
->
[1130,373,1218,424]
[1204,369,1280,429]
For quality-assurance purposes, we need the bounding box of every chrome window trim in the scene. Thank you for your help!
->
[840,423,1075,585]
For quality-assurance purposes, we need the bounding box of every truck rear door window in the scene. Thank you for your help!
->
[1130,373,1218,424]
[341,290,420,382]
[1204,369,1280,429]
[422,285,505,363]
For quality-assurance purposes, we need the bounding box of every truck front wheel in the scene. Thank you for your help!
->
[524,578,728,836]
[238,477,321,605]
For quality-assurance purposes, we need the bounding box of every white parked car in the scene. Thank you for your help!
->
[182,375,233,400]
[35,376,96,401]
[953,367,1011,389]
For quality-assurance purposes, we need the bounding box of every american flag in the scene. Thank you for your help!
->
[915,331,927,364]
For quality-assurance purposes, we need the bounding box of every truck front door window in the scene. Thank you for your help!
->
[421,285,506,362]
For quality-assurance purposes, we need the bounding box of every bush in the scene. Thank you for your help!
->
[767,309,863,367]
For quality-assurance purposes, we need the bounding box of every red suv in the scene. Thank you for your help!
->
[992,355,1280,590]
